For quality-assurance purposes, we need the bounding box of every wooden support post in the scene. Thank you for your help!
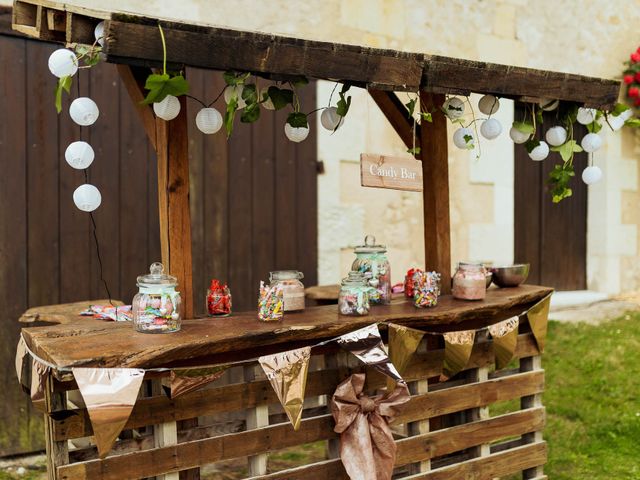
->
[520,355,545,479]
[151,379,179,480]
[467,366,491,458]
[420,92,452,293]
[407,341,430,474]
[244,365,269,475]
[44,374,68,480]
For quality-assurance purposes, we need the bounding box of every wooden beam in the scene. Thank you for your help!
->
[420,92,451,293]
[155,95,194,318]
[116,64,157,150]
[369,89,421,158]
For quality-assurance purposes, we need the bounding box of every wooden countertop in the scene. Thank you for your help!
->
[21,285,552,373]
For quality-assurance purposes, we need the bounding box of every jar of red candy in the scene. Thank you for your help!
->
[404,268,424,298]
[206,280,232,316]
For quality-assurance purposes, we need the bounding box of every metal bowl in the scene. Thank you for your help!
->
[490,264,530,288]
[485,271,493,288]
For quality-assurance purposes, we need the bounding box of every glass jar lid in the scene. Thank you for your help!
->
[341,271,368,286]
[457,262,484,271]
[137,262,178,288]
[269,270,304,281]
[354,234,387,254]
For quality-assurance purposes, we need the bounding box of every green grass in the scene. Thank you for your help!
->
[543,314,640,479]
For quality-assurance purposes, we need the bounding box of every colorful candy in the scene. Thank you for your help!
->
[206,279,232,316]
[258,281,284,322]
[413,271,441,308]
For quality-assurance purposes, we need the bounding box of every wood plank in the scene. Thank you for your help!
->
[420,92,451,294]
[155,94,194,318]
[116,65,157,150]
[369,89,420,156]
[22,286,552,371]
[19,299,124,325]
[51,346,541,440]
[360,153,423,192]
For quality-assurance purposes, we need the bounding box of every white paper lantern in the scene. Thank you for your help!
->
[453,127,474,149]
[94,21,105,47]
[620,108,633,121]
[320,107,343,131]
[284,123,309,143]
[608,115,625,131]
[224,85,247,109]
[153,95,181,121]
[509,126,530,144]
[576,107,596,125]
[528,141,549,161]
[581,133,602,153]
[73,184,101,212]
[443,97,465,119]
[65,141,94,169]
[69,97,99,126]
[48,48,78,78]
[539,98,559,111]
[480,118,502,140]
[478,95,500,115]
[195,107,223,134]
[545,126,567,147]
[260,87,275,110]
[581,165,603,185]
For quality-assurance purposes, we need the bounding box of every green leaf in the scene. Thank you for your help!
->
[535,107,544,125]
[223,71,250,86]
[625,118,640,128]
[548,163,575,203]
[141,73,189,104]
[54,76,72,113]
[421,112,433,123]
[336,92,352,117]
[463,134,473,145]
[241,83,258,104]
[290,76,309,87]
[405,98,416,117]
[587,120,603,134]
[224,96,238,137]
[550,140,583,162]
[407,147,421,155]
[240,102,261,123]
[287,111,308,128]
[524,138,540,153]
[267,87,294,110]
[513,121,535,135]
[611,102,630,117]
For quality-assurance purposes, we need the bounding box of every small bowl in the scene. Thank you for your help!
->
[490,264,530,288]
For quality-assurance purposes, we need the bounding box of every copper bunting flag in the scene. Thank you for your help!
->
[441,329,476,380]
[165,365,229,399]
[387,323,424,390]
[527,294,552,352]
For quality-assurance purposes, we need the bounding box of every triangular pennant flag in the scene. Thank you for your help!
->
[30,358,50,402]
[15,337,31,393]
[336,324,402,382]
[441,329,476,381]
[527,294,552,353]
[387,324,424,390]
[488,317,519,370]
[164,365,229,399]
[72,368,145,458]
[259,347,311,430]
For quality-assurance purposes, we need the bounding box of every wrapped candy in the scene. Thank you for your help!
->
[413,271,441,308]
[132,263,181,333]
[206,279,232,316]
[404,268,424,298]
[338,272,371,316]
[258,281,284,322]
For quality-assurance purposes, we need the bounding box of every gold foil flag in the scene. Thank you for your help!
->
[488,317,519,370]
[72,368,145,458]
[165,365,229,399]
[527,294,552,352]
[259,346,311,430]
[337,324,403,382]
[441,329,476,380]
[387,324,424,390]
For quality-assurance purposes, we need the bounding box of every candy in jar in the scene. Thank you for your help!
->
[132,263,182,333]
[404,268,424,298]
[269,270,305,312]
[206,279,232,316]
[351,235,391,305]
[452,262,486,301]
[338,272,371,316]
[414,271,441,308]
[258,281,284,322]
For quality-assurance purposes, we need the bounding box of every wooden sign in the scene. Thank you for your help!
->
[360,154,423,192]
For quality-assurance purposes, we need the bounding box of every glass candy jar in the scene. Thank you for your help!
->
[338,271,371,316]
[269,270,305,312]
[452,262,486,301]
[132,262,182,333]
[351,235,391,305]
[206,279,232,316]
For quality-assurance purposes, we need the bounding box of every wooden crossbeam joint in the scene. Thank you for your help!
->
[369,89,422,159]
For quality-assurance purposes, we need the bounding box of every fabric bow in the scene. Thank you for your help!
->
[331,373,410,480]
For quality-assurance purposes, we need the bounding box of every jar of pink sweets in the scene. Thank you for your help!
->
[132,263,182,333]
[452,262,486,301]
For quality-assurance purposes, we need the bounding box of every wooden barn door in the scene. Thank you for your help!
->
[514,107,587,290]
[0,26,318,455]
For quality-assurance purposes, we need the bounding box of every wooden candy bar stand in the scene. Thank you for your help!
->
[11,1,619,479]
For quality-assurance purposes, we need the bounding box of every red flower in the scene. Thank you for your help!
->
[625,74,634,84]
[631,52,640,63]
[629,86,640,98]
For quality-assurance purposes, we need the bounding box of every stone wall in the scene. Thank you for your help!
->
[17,0,639,292]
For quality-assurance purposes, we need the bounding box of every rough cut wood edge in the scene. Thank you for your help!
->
[56,407,544,479]
[22,286,553,372]
[11,1,621,106]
